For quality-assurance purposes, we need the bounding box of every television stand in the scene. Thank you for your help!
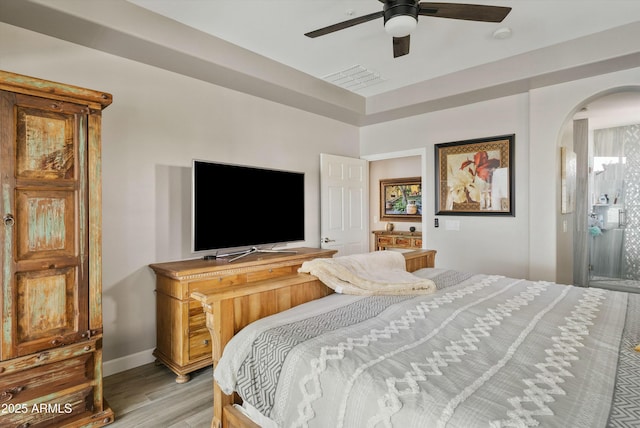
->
[149,247,337,383]
[227,246,298,262]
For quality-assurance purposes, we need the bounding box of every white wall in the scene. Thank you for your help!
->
[362,69,640,281]
[0,23,360,370]
[528,69,640,281]
[361,94,531,278]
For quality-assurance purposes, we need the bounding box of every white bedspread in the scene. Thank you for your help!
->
[298,251,436,295]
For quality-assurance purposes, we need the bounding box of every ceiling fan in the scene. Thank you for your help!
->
[305,1,512,58]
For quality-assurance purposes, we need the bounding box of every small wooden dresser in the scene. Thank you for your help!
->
[149,247,336,383]
[372,230,423,251]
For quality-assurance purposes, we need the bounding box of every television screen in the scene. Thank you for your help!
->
[192,160,305,253]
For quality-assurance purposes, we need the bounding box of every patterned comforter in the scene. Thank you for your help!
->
[214,269,640,428]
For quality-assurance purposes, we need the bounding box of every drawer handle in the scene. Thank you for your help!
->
[203,339,210,346]
[0,386,25,403]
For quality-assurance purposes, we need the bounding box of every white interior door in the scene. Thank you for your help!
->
[320,153,369,256]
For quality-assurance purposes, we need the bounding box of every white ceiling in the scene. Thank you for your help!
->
[2,0,640,125]
[128,0,640,97]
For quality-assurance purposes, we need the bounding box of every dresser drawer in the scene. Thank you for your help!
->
[0,385,95,427]
[377,236,394,246]
[188,299,206,331]
[0,353,94,405]
[189,329,212,361]
[187,274,246,296]
[394,237,412,246]
[246,265,298,282]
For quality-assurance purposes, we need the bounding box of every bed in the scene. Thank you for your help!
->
[191,250,640,428]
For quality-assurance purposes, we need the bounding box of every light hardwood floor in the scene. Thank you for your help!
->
[103,363,214,428]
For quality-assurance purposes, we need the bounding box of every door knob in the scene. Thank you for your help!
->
[321,237,335,243]
[3,214,14,227]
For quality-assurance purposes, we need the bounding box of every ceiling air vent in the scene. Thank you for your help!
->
[323,65,386,92]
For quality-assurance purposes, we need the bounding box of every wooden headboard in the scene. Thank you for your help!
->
[191,249,436,428]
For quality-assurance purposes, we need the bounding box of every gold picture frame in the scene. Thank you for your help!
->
[435,134,515,216]
[380,177,422,221]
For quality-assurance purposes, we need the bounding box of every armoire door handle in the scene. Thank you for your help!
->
[3,213,14,227]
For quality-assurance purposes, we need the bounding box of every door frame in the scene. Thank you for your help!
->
[562,88,640,286]
[361,148,428,248]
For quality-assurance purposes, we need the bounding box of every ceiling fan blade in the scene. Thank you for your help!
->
[418,2,511,22]
[305,11,383,38]
[393,36,410,58]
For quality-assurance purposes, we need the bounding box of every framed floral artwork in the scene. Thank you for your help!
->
[380,177,422,221]
[435,134,515,216]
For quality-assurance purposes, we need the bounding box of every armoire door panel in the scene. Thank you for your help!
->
[15,267,83,356]
[15,189,76,260]
[16,107,76,181]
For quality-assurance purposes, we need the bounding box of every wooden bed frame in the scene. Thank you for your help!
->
[191,249,436,428]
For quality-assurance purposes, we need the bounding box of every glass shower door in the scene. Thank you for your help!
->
[589,124,640,293]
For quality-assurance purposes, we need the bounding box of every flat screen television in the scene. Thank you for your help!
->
[191,160,305,255]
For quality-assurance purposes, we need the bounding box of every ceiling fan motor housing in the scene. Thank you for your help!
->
[305,1,511,57]
[382,0,419,23]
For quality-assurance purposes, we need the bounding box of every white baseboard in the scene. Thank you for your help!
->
[103,348,155,377]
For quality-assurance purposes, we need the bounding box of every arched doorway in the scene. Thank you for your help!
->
[568,89,640,293]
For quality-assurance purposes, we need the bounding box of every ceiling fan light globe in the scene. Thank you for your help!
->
[384,15,417,38]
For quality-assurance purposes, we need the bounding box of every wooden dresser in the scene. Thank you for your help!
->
[0,71,113,426]
[372,230,423,251]
[149,247,336,383]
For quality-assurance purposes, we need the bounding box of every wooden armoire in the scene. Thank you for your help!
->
[0,71,114,427]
